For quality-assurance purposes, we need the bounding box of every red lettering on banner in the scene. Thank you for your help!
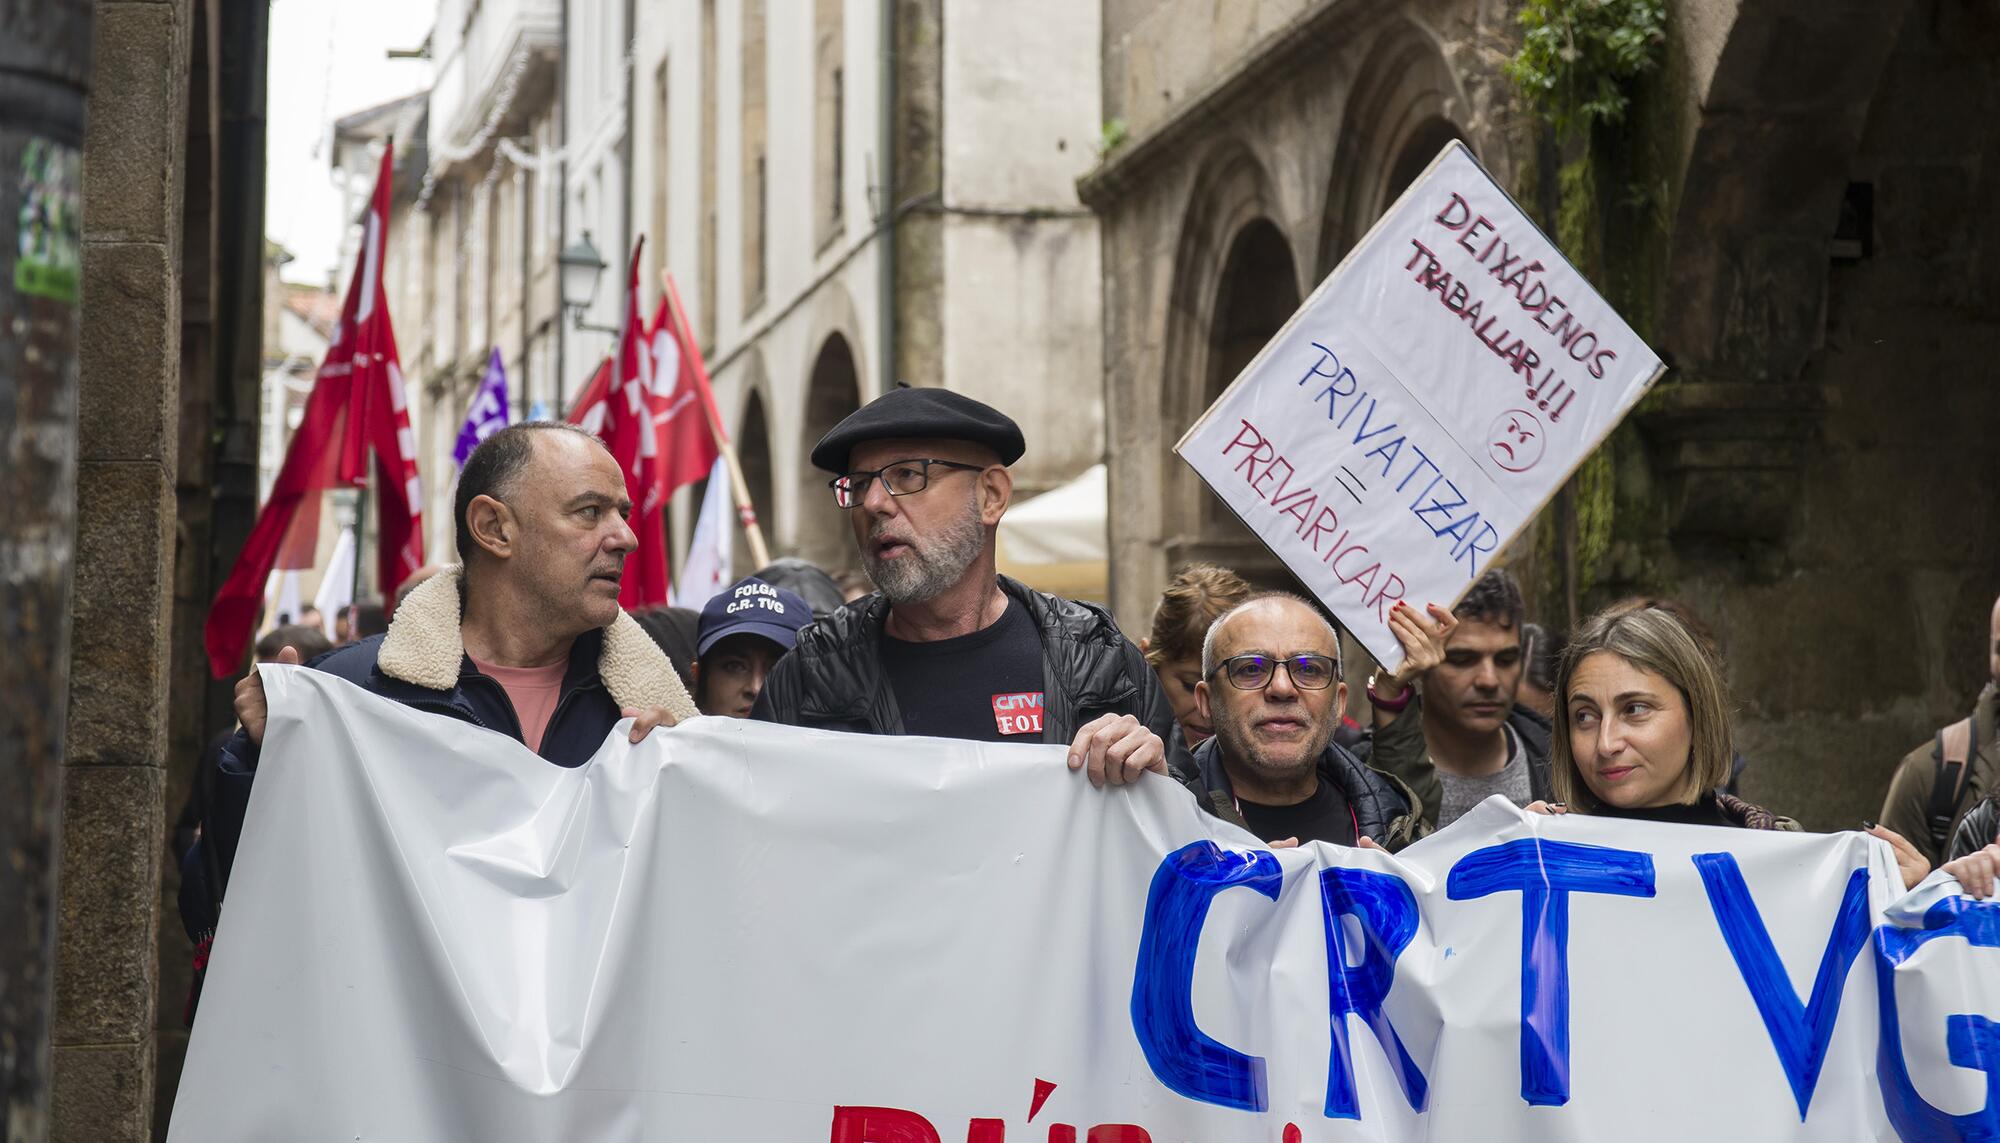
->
[830,1106,943,1143]
[827,1090,1196,1143]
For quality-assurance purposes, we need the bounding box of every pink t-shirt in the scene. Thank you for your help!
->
[468,655,568,752]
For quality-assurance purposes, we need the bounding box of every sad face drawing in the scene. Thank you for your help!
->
[1487,409,1545,473]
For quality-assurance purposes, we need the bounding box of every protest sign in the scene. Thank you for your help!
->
[169,668,2000,1141]
[1176,142,1665,666]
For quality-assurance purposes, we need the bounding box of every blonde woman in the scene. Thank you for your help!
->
[1536,606,1931,886]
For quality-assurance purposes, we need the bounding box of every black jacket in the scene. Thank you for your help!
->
[752,576,1192,775]
[1181,736,1429,851]
[1950,798,2000,863]
[180,568,696,942]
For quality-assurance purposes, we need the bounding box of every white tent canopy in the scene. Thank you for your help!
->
[996,463,1107,602]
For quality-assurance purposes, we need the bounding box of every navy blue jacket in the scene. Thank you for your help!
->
[1181,735,1431,851]
[179,569,695,942]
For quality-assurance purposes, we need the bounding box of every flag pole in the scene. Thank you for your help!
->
[662,273,771,570]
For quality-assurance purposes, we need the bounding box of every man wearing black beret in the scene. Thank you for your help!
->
[752,387,1187,787]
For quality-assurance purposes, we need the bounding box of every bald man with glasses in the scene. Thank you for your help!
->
[1182,593,1434,849]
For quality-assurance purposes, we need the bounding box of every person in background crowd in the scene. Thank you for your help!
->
[296,604,322,633]
[632,605,703,694]
[332,607,352,645]
[1519,622,1561,720]
[1882,591,2000,866]
[1365,569,1553,826]
[833,568,874,603]
[754,557,848,620]
[1538,605,1932,888]
[181,422,698,946]
[172,623,334,870]
[754,386,1179,787]
[1141,563,1252,751]
[1181,593,1429,849]
[692,577,813,718]
[350,601,388,641]
[395,564,447,608]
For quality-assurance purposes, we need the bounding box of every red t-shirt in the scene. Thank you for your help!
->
[468,655,568,752]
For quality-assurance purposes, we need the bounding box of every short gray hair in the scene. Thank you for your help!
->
[1200,592,1344,680]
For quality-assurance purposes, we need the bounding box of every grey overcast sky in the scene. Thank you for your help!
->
[265,0,438,287]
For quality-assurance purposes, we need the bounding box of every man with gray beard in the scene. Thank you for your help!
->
[753,387,1185,787]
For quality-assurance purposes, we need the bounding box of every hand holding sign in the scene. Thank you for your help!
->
[1177,143,1664,666]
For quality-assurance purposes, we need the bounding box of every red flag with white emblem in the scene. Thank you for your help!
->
[203,143,424,676]
[646,281,723,496]
[603,239,671,608]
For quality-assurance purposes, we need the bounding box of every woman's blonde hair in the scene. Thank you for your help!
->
[1144,564,1252,667]
[1550,606,1733,810]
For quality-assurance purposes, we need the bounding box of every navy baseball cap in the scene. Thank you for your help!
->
[696,577,814,657]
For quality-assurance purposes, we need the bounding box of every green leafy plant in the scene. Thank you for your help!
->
[1506,0,1667,140]
[1098,117,1129,157]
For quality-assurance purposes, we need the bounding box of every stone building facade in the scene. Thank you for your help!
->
[333,0,568,573]
[1081,0,2000,829]
[630,0,1106,575]
[55,0,270,1137]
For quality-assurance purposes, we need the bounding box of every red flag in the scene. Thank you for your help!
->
[565,355,613,431]
[604,240,671,608]
[203,144,424,676]
[646,276,724,494]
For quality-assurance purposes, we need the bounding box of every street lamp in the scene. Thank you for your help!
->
[559,231,619,334]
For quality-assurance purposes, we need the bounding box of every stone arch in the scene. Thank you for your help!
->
[796,332,862,570]
[1661,1,1908,379]
[1318,18,1473,277]
[1159,144,1305,571]
[1642,0,1913,546]
[802,276,870,403]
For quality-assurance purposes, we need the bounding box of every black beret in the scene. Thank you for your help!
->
[810,386,1026,474]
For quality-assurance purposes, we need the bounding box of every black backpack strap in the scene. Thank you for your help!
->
[1926,717,1976,855]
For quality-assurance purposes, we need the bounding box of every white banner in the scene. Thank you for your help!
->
[1177,142,1665,666]
[172,668,2000,1141]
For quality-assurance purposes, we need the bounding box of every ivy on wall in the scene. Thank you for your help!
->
[1506,0,1667,142]
[1506,0,1668,612]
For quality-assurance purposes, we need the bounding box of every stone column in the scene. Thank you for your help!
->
[54,0,192,1137]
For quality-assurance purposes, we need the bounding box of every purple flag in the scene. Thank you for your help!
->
[452,348,511,468]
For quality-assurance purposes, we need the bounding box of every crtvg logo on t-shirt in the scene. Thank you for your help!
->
[990,692,1044,736]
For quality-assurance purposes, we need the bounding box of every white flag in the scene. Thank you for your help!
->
[269,569,302,629]
[669,456,732,610]
[312,527,356,640]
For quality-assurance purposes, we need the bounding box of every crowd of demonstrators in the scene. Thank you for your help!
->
[692,577,813,717]
[187,389,2000,1030]
[1179,593,1433,849]
[179,422,698,950]
[1881,591,2000,866]
[752,386,1180,787]
[1140,563,1252,751]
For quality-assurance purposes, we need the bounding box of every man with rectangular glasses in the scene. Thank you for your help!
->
[1179,593,1431,848]
[753,387,1187,786]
